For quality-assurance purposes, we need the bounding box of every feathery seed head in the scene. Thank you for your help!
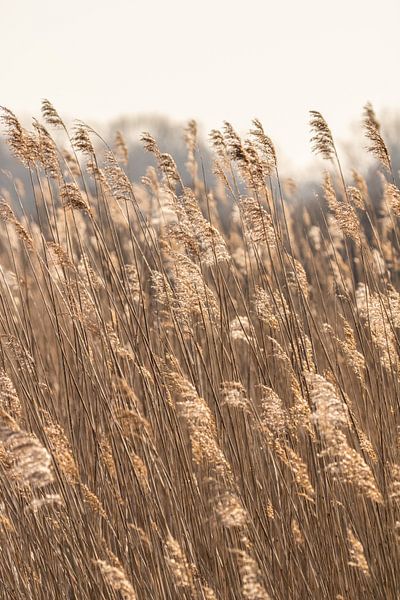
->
[363,102,391,172]
[310,110,335,160]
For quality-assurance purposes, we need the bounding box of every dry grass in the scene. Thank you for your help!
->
[0,101,398,599]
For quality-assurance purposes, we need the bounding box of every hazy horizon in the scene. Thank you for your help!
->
[2,0,400,169]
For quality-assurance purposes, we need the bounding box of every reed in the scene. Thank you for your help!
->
[0,102,398,599]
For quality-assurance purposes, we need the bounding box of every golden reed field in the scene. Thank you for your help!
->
[0,102,398,599]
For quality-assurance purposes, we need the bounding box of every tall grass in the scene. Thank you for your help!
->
[0,102,398,599]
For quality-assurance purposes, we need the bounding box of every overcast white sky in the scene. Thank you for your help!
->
[2,0,399,168]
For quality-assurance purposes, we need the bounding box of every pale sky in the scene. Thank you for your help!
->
[2,0,400,168]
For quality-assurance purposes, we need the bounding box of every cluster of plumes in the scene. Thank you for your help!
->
[215,491,248,528]
[1,103,64,176]
[355,283,399,373]
[347,529,370,576]
[163,533,218,599]
[163,356,232,478]
[234,550,271,600]
[323,317,366,382]
[239,196,276,247]
[67,255,103,335]
[249,118,277,171]
[43,416,79,485]
[103,151,133,202]
[258,385,315,502]
[0,102,399,598]
[258,333,313,434]
[72,123,96,157]
[260,386,287,436]
[310,110,336,160]
[47,241,76,271]
[141,132,181,184]
[213,484,272,599]
[168,187,230,265]
[230,315,254,343]
[32,120,62,180]
[94,559,137,600]
[306,373,382,504]
[164,533,195,590]
[388,463,400,501]
[220,122,269,189]
[0,372,22,421]
[60,182,90,212]
[151,252,220,331]
[210,120,276,192]
[56,249,134,364]
[41,99,65,129]
[112,376,152,438]
[1,336,35,376]
[287,257,309,299]
[0,412,54,490]
[0,201,33,250]
[220,381,250,412]
[276,443,316,502]
[347,185,365,211]
[254,286,281,330]
[363,102,392,173]
[0,107,39,166]
[323,173,361,245]
[382,180,400,217]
